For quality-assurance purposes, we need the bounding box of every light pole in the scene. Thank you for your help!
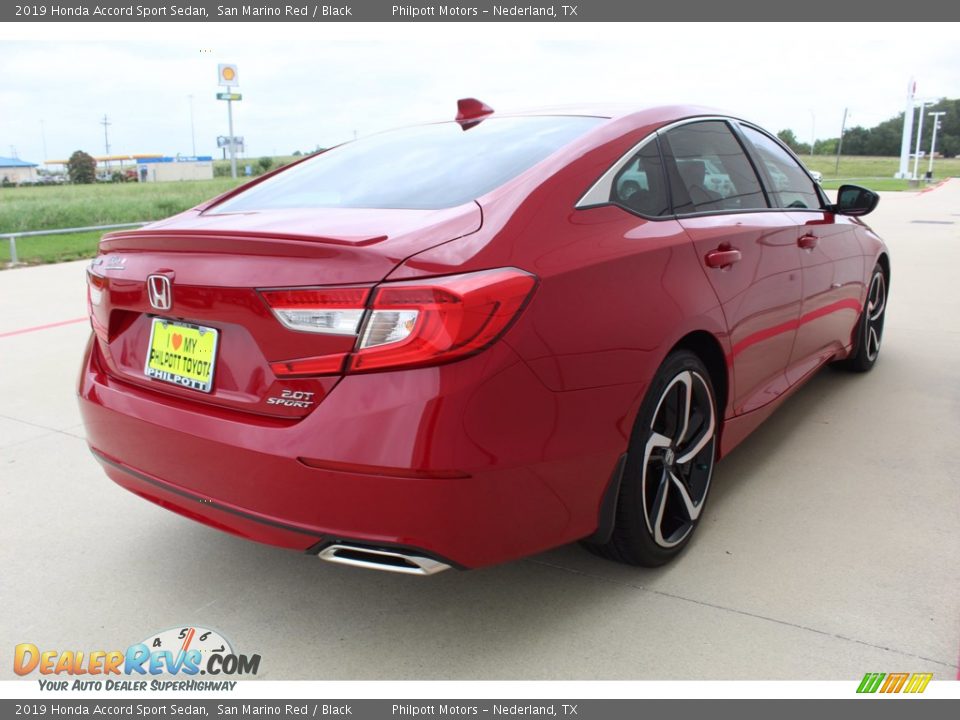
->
[927,111,945,178]
[188,95,197,157]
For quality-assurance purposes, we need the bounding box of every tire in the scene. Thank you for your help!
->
[837,263,887,373]
[585,350,718,566]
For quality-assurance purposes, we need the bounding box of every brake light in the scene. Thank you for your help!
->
[351,269,536,372]
[263,268,536,376]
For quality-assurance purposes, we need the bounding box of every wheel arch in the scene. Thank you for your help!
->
[876,252,891,286]
[586,327,730,547]
[671,329,730,424]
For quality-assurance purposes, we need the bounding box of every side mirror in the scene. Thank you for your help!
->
[833,184,879,217]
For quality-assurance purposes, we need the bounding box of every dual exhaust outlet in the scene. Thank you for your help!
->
[317,543,451,576]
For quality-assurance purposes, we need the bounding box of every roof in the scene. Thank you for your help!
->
[0,157,37,168]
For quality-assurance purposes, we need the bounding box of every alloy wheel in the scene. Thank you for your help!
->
[641,370,717,548]
[865,271,886,362]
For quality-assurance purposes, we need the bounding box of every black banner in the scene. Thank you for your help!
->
[2,699,959,719]
[4,0,957,22]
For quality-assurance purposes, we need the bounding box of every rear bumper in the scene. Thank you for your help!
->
[78,334,636,569]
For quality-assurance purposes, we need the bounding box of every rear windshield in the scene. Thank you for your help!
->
[210,116,604,212]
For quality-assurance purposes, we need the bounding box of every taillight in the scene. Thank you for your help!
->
[260,287,370,335]
[86,269,106,307]
[263,268,536,377]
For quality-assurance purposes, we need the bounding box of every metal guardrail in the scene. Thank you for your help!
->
[1,222,150,265]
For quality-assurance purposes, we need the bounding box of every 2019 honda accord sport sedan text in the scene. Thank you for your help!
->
[78,100,889,574]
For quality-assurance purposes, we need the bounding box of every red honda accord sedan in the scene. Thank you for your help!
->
[79,100,889,574]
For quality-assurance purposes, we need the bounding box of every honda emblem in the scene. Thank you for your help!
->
[147,275,172,311]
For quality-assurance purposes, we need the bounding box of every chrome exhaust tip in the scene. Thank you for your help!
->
[318,543,451,576]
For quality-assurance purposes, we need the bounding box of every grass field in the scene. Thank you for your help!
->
[0,178,245,234]
[802,154,960,179]
[0,178,246,265]
[0,231,105,265]
[2,154,958,266]
[802,154,960,191]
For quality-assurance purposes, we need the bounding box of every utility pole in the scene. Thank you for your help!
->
[40,120,48,160]
[928,111,946,178]
[835,107,848,175]
[911,101,926,180]
[809,110,815,157]
[101,114,112,172]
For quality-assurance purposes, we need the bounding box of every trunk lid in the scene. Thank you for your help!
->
[87,203,481,419]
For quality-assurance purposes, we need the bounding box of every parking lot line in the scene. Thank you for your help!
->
[0,316,86,339]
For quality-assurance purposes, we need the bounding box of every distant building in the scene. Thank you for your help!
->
[136,156,214,182]
[0,157,38,185]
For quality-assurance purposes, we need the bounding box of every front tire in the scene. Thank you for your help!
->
[586,350,718,567]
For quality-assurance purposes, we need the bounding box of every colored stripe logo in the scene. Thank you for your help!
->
[857,672,932,694]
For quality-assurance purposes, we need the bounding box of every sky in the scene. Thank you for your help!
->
[1,22,958,164]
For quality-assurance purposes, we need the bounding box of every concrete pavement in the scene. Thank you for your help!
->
[1,182,958,680]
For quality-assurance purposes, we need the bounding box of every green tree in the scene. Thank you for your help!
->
[775,129,810,155]
[257,156,273,173]
[67,150,97,184]
[777,129,799,150]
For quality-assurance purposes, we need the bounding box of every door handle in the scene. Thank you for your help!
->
[798,234,819,250]
[705,247,742,269]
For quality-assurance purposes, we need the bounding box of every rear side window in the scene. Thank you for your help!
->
[740,125,821,210]
[211,116,604,212]
[661,121,768,214]
[610,138,670,217]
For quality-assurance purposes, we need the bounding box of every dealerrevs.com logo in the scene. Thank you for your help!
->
[14,626,260,691]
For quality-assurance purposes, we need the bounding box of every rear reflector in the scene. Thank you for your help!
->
[270,352,348,378]
[263,268,536,377]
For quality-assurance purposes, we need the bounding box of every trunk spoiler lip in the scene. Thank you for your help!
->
[100,227,388,248]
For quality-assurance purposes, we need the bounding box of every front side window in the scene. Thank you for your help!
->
[211,116,604,212]
[739,125,821,210]
[661,120,768,214]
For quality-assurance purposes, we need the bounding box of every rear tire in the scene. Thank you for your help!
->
[837,263,887,373]
[584,350,718,567]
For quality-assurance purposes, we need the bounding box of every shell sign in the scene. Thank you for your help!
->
[217,63,239,87]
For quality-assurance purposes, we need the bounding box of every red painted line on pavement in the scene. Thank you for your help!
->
[916,178,950,195]
[0,317,87,339]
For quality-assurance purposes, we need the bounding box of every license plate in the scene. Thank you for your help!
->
[144,319,219,393]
